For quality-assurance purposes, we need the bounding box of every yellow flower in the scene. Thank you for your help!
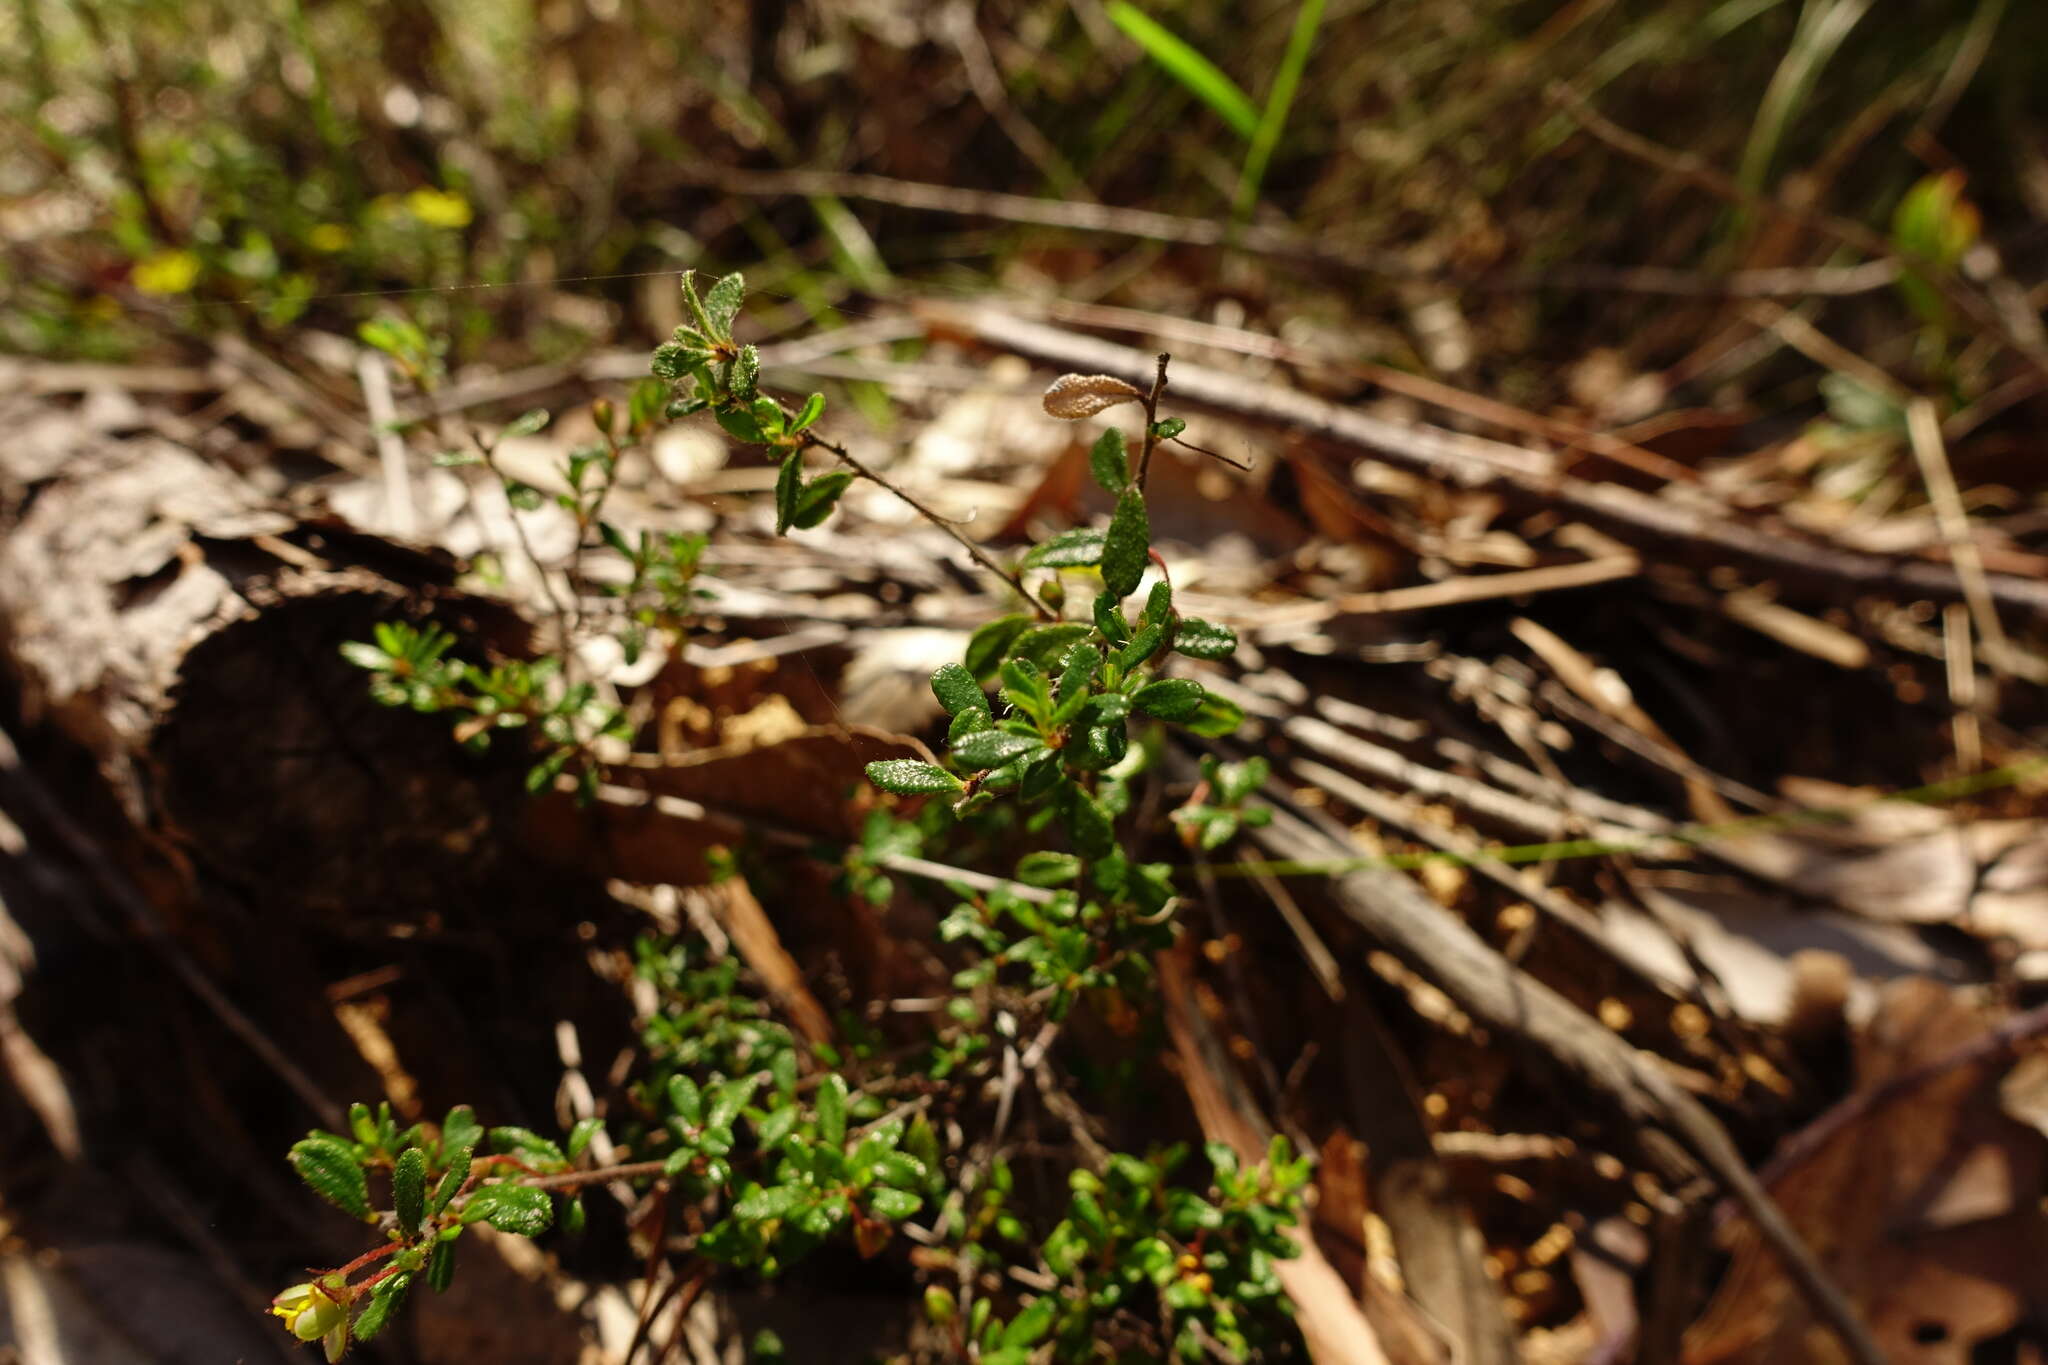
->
[131,248,201,296]
[308,223,354,252]
[405,187,473,229]
[272,1280,350,1360]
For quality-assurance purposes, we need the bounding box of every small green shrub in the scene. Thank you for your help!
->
[289,272,1303,1362]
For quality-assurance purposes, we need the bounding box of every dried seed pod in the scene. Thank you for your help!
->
[1042,372,1145,420]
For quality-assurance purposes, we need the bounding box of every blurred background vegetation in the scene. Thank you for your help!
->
[5,0,2041,429]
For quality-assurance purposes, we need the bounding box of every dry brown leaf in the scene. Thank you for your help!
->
[1717,817,2048,945]
[1041,371,1145,419]
[1685,978,2048,1365]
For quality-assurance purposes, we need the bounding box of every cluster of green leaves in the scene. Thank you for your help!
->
[864,422,1244,1011]
[342,371,712,784]
[921,1140,1311,1364]
[1890,169,1980,338]
[651,271,848,534]
[627,937,936,1275]
[1040,1139,1310,1361]
[1174,756,1275,852]
[281,1101,593,1360]
[340,620,631,796]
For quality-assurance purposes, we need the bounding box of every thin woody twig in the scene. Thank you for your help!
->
[1135,352,1170,493]
[802,433,1054,618]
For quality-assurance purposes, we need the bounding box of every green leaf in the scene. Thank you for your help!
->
[704,272,747,335]
[1113,620,1165,671]
[732,344,760,399]
[1014,622,1094,672]
[338,641,393,672]
[869,1188,922,1220]
[930,663,990,718]
[1100,486,1151,599]
[1151,416,1187,441]
[441,1107,484,1164]
[1105,2,1259,140]
[651,339,707,381]
[461,1183,554,1236]
[1000,657,1054,723]
[290,1136,372,1221]
[393,1146,427,1238]
[1174,617,1237,660]
[735,1183,808,1224]
[1142,579,1173,627]
[1093,591,1131,644]
[1056,644,1102,708]
[1089,428,1129,493]
[872,1151,927,1187]
[816,1073,848,1148]
[353,1271,412,1341]
[566,1117,604,1160]
[1132,678,1205,720]
[502,408,550,439]
[1185,693,1246,738]
[1020,527,1106,570]
[790,471,854,530]
[700,1078,756,1133]
[965,615,1033,680]
[1001,1294,1059,1350]
[629,376,668,430]
[679,271,714,335]
[952,729,1040,770]
[716,406,766,444]
[490,1127,566,1168]
[757,1104,800,1148]
[793,393,826,431]
[1892,171,1977,271]
[774,449,804,535]
[866,760,961,795]
[431,1146,471,1217]
[504,481,544,511]
[1079,722,1128,770]
[1016,851,1081,886]
[1059,785,1116,860]
[426,1237,457,1292]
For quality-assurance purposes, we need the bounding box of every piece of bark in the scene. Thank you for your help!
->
[1,417,538,919]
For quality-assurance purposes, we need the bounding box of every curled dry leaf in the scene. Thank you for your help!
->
[1042,372,1145,420]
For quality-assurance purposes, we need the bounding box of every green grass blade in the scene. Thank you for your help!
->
[1234,0,1327,220]
[1735,0,1875,197]
[1106,2,1259,142]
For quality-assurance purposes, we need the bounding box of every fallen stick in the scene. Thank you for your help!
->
[1249,806,1891,1365]
[921,303,2048,624]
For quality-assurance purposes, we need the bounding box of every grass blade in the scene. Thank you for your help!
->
[1234,0,1327,220]
[1106,2,1259,141]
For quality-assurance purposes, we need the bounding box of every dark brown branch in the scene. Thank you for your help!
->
[1134,352,1170,493]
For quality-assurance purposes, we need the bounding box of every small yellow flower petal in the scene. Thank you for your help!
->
[132,248,202,296]
[405,187,473,229]
[272,1281,347,1343]
[308,223,353,252]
